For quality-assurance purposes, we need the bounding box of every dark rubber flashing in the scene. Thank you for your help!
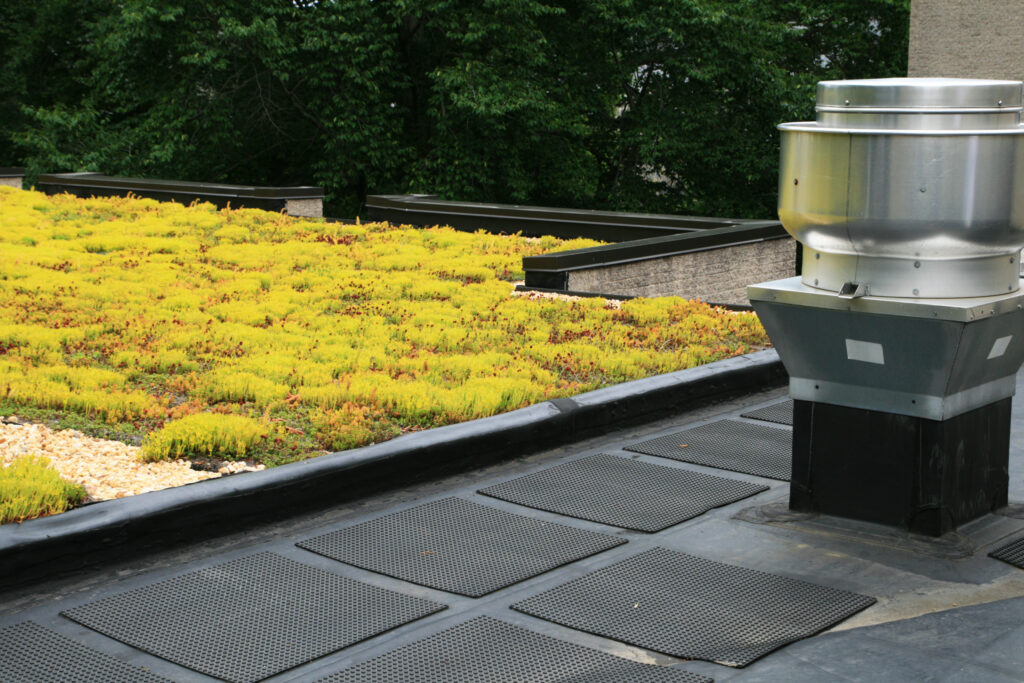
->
[0,350,784,591]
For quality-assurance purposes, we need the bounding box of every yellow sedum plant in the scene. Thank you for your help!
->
[0,455,87,523]
[141,413,269,461]
[0,186,769,462]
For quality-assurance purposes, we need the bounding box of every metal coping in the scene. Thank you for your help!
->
[523,222,787,269]
[511,547,876,668]
[297,497,625,597]
[625,419,793,481]
[320,616,711,683]
[478,453,768,532]
[0,621,172,683]
[0,167,25,177]
[37,172,324,199]
[365,193,782,242]
[61,552,446,683]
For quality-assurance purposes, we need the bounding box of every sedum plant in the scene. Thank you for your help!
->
[0,187,769,464]
[0,455,87,524]
[141,413,269,461]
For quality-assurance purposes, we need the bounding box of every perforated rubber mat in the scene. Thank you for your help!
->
[61,552,446,683]
[741,400,794,426]
[990,535,1024,569]
[625,419,792,481]
[297,497,625,597]
[320,616,710,683]
[0,621,171,683]
[512,547,876,667]
[478,453,768,532]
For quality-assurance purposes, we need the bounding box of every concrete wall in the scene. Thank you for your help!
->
[284,198,323,218]
[0,177,22,189]
[565,237,796,306]
[909,1,1024,81]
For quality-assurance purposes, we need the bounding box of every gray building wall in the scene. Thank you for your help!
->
[565,238,796,306]
[909,1,1024,81]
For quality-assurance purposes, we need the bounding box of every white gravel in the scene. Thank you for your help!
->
[0,422,264,503]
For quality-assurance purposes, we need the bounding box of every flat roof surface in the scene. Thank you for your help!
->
[2,369,1023,681]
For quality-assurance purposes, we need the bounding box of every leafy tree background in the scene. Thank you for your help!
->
[0,0,909,218]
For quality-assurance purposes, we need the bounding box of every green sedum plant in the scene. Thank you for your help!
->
[141,413,269,461]
[0,455,86,524]
[0,188,769,464]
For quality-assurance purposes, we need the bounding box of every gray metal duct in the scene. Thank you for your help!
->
[750,78,1024,420]
[778,78,1024,298]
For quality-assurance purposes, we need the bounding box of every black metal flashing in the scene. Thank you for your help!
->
[0,350,784,591]
[365,194,776,241]
[523,222,785,271]
[37,173,323,212]
[0,167,25,178]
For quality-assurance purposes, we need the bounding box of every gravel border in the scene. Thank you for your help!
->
[0,349,783,590]
[0,423,264,503]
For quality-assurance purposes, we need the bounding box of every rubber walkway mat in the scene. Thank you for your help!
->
[990,535,1024,569]
[625,419,792,481]
[512,547,876,667]
[61,552,446,683]
[298,497,625,597]
[741,400,794,426]
[479,453,768,532]
[0,621,171,683]
[320,616,710,683]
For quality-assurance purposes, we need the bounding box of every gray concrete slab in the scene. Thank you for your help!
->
[1,366,1023,682]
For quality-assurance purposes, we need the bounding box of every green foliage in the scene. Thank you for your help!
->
[0,1,909,218]
[1,189,767,463]
[1,455,87,524]
[141,413,270,461]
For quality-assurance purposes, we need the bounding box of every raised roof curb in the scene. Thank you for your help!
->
[37,172,324,216]
[0,350,783,590]
[365,193,782,241]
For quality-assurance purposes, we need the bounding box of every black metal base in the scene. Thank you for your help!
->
[791,399,1010,537]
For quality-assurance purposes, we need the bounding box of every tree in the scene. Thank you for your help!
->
[1,0,909,219]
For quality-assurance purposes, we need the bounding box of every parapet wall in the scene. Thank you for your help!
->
[566,237,796,306]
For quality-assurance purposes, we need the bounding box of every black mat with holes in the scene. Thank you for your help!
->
[0,621,172,683]
[297,497,625,597]
[625,419,792,481]
[319,616,711,683]
[478,453,768,532]
[512,547,876,668]
[61,552,446,683]
[742,400,794,426]
[990,535,1024,569]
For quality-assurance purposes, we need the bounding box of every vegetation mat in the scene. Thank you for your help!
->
[0,187,767,468]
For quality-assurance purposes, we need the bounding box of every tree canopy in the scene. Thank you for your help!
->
[0,0,909,218]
